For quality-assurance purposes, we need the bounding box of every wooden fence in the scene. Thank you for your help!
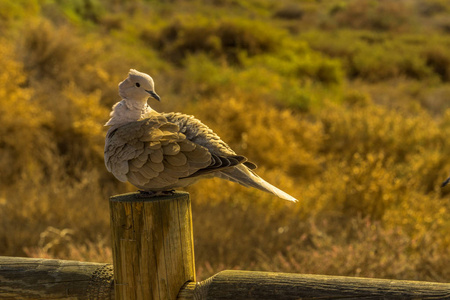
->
[0,191,449,299]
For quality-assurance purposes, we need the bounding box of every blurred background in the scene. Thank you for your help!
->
[0,0,449,282]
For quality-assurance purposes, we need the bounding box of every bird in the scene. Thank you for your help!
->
[104,69,297,202]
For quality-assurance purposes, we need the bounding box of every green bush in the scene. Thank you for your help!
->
[301,31,447,82]
[332,0,413,32]
[144,16,284,64]
[423,45,450,82]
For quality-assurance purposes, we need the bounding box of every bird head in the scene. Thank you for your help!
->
[118,69,160,102]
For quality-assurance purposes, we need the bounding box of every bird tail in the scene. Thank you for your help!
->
[442,177,450,188]
[219,165,298,202]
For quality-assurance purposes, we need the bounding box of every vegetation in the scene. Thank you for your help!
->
[0,0,449,283]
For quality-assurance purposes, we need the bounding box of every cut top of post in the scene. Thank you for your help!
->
[110,191,190,202]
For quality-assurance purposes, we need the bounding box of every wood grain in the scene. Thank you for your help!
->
[0,256,113,299]
[110,191,195,300]
[187,270,450,299]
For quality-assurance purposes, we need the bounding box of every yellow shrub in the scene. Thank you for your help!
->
[0,39,52,184]
[191,97,323,178]
[62,83,109,157]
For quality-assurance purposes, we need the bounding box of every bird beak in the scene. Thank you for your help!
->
[146,90,160,101]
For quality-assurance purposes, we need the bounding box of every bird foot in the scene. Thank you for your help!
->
[137,190,175,198]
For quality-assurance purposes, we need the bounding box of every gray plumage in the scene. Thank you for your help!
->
[104,69,297,202]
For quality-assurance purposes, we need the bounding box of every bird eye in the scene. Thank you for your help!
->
[135,83,140,87]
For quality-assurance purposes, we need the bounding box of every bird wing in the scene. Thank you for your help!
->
[162,112,257,175]
[104,114,255,189]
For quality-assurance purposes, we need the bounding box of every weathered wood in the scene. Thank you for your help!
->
[177,282,196,300]
[110,191,195,300]
[2,257,449,300]
[0,256,113,299]
[184,270,450,299]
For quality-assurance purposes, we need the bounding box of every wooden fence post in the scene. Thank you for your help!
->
[109,191,195,300]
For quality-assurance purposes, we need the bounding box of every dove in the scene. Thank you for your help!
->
[104,69,297,202]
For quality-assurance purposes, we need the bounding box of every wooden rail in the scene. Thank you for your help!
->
[1,258,449,299]
[0,192,449,299]
[180,270,450,299]
[0,256,113,299]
